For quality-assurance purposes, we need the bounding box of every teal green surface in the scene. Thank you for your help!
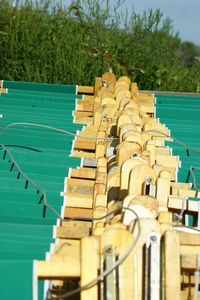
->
[2,80,77,94]
[0,80,83,299]
[155,93,200,214]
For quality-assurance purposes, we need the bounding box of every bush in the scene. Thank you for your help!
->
[0,0,200,92]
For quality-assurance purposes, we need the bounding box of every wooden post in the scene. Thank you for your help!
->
[164,230,181,300]
[81,236,99,300]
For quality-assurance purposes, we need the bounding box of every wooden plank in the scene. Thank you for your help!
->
[181,255,197,270]
[64,193,93,208]
[81,236,99,300]
[164,230,180,300]
[83,95,95,101]
[73,111,93,117]
[0,87,7,93]
[64,207,93,219]
[78,85,94,94]
[155,147,171,156]
[71,167,96,179]
[72,151,95,158]
[180,245,200,255]
[74,117,93,125]
[65,185,93,195]
[178,189,196,197]
[168,196,199,214]
[177,231,200,245]
[36,260,80,279]
[76,99,94,111]
[67,178,95,187]
[158,211,173,224]
[74,140,96,151]
[96,169,107,185]
[104,248,117,300]
[156,155,179,168]
[56,222,91,239]
[156,177,170,207]
[119,249,136,300]
[94,77,102,95]
[95,143,105,158]
[61,220,91,228]
[76,104,94,112]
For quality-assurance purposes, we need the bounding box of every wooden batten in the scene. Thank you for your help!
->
[78,85,94,94]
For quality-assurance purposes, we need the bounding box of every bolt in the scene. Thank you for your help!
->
[150,235,157,242]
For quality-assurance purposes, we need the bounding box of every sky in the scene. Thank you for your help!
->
[62,0,200,45]
[125,0,200,45]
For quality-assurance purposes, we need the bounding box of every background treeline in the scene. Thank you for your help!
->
[0,0,200,92]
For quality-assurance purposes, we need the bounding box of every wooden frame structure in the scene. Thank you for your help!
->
[32,72,200,300]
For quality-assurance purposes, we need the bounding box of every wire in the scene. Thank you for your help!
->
[0,144,42,152]
[143,129,200,155]
[0,122,119,141]
[54,242,72,254]
[48,205,141,299]
[1,123,199,152]
[189,166,200,191]
[0,144,122,223]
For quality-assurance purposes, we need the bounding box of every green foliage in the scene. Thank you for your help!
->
[0,0,200,92]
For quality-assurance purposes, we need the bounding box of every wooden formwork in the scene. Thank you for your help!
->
[34,72,200,300]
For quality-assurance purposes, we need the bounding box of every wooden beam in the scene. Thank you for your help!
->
[177,230,200,245]
[164,230,180,300]
[56,222,91,239]
[64,207,93,219]
[70,167,96,180]
[74,140,96,151]
[81,236,99,300]
[0,87,7,93]
[78,85,94,94]
[36,260,80,279]
[63,193,93,208]
[67,177,95,188]
[168,196,200,214]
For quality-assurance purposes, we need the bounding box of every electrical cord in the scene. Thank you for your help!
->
[1,123,200,153]
[0,144,122,223]
[0,122,119,141]
[189,166,200,191]
[143,129,200,155]
[1,125,200,222]
[48,205,141,299]
[0,144,42,152]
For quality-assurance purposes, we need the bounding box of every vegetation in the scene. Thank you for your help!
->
[0,0,200,92]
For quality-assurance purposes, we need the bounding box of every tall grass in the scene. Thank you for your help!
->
[0,0,200,91]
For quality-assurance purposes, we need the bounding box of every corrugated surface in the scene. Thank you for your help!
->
[155,93,200,210]
[0,82,83,299]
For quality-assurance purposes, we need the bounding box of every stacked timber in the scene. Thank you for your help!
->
[34,73,200,300]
